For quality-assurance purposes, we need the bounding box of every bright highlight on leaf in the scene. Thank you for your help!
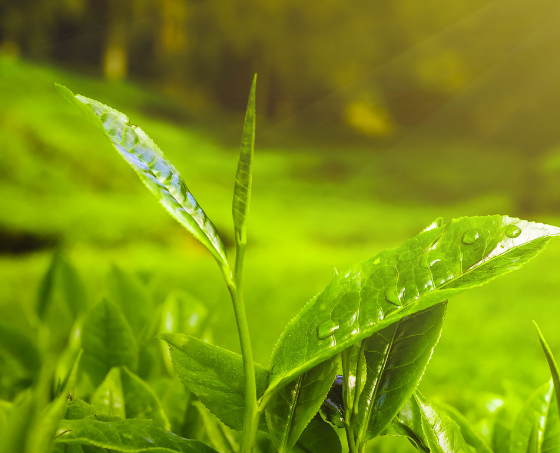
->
[54,83,229,270]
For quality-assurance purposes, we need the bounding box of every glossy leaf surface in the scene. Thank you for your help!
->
[341,343,366,416]
[269,216,560,392]
[55,84,228,269]
[265,356,339,453]
[415,393,474,453]
[55,418,218,452]
[92,366,170,429]
[232,74,256,242]
[510,380,560,453]
[293,416,342,453]
[158,333,268,431]
[81,299,138,387]
[354,302,446,445]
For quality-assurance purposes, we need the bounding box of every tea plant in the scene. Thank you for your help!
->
[1,78,559,453]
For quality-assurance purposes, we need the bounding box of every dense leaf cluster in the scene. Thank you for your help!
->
[1,80,559,453]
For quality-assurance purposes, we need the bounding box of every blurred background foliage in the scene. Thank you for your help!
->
[2,0,560,450]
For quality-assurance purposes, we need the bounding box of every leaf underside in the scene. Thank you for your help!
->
[265,355,339,453]
[354,302,447,445]
[269,216,560,393]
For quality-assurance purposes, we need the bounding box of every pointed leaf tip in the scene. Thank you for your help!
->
[57,85,229,268]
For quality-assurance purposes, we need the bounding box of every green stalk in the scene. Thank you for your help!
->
[221,235,258,453]
[342,350,359,453]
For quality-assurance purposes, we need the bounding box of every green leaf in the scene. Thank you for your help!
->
[265,356,339,453]
[192,401,238,453]
[0,321,40,373]
[293,416,342,453]
[55,418,218,452]
[0,399,12,436]
[354,302,447,447]
[415,393,474,453]
[510,380,559,453]
[108,265,152,339]
[434,402,493,453]
[159,291,209,375]
[28,352,83,453]
[81,299,139,387]
[91,367,170,429]
[534,321,560,422]
[58,254,89,318]
[232,74,256,243]
[341,343,366,416]
[269,216,560,393]
[55,83,228,269]
[90,367,126,419]
[66,400,98,420]
[383,420,430,452]
[158,333,268,431]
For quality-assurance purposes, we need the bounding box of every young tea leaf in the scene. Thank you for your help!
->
[353,302,447,447]
[232,75,256,244]
[108,265,152,339]
[434,402,493,453]
[55,84,229,270]
[55,418,218,452]
[414,392,475,453]
[265,356,339,453]
[81,299,138,387]
[158,333,268,431]
[91,366,170,429]
[269,216,560,394]
[534,321,560,421]
[510,380,558,453]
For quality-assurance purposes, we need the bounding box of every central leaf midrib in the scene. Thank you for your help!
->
[280,374,304,452]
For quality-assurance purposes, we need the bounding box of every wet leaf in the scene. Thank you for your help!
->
[55,84,228,269]
[269,216,560,393]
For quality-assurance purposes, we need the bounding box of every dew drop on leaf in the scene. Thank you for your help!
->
[505,224,522,238]
[317,320,340,340]
[384,286,401,306]
[462,228,480,245]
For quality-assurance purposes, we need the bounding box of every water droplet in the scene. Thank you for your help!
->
[384,286,400,306]
[462,229,480,245]
[505,224,521,238]
[398,250,416,262]
[317,320,339,340]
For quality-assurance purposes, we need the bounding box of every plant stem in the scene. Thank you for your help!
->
[341,351,359,453]
[222,238,258,453]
